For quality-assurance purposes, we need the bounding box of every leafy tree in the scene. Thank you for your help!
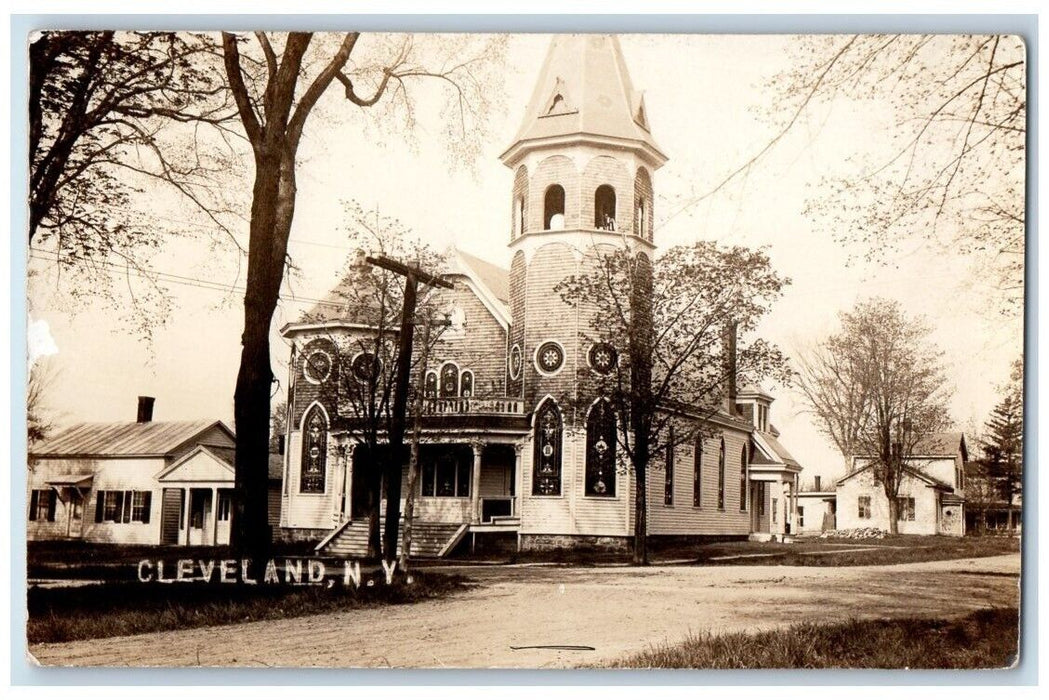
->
[220,32,505,571]
[558,242,790,564]
[796,298,953,534]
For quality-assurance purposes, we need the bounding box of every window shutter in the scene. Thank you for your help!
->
[114,491,124,523]
[29,490,38,521]
[141,492,152,523]
[47,492,56,522]
[122,490,133,523]
[95,491,105,522]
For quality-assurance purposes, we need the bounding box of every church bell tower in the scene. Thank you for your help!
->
[501,34,667,411]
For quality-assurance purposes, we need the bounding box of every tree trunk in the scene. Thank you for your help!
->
[632,449,649,565]
[629,253,654,566]
[886,490,899,535]
[232,147,295,577]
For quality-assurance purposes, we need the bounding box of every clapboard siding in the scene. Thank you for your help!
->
[646,428,752,536]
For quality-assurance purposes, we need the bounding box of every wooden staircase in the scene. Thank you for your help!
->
[315,520,468,559]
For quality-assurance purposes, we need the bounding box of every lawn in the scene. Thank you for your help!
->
[615,607,1020,669]
[488,534,1020,568]
[28,570,470,644]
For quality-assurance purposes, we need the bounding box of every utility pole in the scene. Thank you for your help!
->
[364,254,453,567]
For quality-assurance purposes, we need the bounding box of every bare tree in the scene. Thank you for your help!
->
[220,32,505,571]
[558,242,791,564]
[27,359,61,445]
[687,35,1025,317]
[29,31,239,332]
[796,298,953,534]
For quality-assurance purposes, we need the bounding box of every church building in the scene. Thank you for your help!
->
[278,35,803,556]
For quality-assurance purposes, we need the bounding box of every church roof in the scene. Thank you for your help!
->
[454,249,509,305]
[504,34,665,162]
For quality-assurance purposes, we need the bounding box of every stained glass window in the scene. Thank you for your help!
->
[300,405,327,493]
[460,370,474,397]
[532,399,563,496]
[588,342,617,374]
[585,400,616,497]
[424,371,438,397]
[536,341,565,374]
[439,363,460,397]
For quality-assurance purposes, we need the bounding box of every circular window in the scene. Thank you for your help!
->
[351,352,381,383]
[535,341,565,375]
[588,342,618,375]
[508,344,522,380]
[303,350,333,384]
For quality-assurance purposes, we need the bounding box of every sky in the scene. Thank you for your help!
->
[26,33,1024,485]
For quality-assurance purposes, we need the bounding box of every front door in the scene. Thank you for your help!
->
[66,489,84,538]
[188,489,212,545]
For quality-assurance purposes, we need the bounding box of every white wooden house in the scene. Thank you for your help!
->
[28,398,241,546]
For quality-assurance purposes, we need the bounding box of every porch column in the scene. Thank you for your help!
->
[513,442,524,517]
[182,489,192,546]
[792,474,800,533]
[210,487,219,546]
[470,441,483,524]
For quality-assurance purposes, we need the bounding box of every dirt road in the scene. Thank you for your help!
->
[29,553,1020,668]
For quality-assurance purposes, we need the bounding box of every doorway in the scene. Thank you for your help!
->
[66,488,84,538]
[188,489,212,545]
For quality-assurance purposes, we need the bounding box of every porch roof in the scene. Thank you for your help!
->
[46,474,94,487]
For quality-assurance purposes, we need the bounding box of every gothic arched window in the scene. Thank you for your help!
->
[300,405,328,494]
[460,370,474,397]
[595,185,616,230]
[544,185,565,230]
[439,363,460,398]
[532,399,563,496]
[717,437,726,510]
[693,434,703,508]
[740,444,749,512]
[585,400,616,497]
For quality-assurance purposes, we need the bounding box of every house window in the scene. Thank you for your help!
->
[585,400,616,497]
[532,399,563,496]
[94,490,151,523]
[664,426,675,506]
[421,453,471,498]
[544,185,565,230]
[772,497,778,523]
[693,436,703,507]
[300,405,328,493]
[858,496,872,519]
[896,497,916,522]
[740,445,748,511]
[798,506,805,528]
[717,437,726,510]
[28,489,55,522]
[217,492,232,521]
[595,184,616,230]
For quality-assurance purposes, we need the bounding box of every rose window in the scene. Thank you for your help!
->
[536,341,565,374]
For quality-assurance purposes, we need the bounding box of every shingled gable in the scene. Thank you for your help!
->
[446,247,511,329]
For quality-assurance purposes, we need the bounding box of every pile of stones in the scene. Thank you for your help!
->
[819,527,888,540]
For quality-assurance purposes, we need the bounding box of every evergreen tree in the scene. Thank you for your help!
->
[981,362,1023,507]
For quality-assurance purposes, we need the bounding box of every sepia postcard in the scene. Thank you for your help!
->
[23,29,1025,670]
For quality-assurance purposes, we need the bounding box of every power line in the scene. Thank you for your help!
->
[28,248,347,310]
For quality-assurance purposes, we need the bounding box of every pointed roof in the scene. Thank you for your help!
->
[502,34,665,163]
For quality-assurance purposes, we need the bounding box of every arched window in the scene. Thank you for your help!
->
[664,425,675,506]
[532,399,563,496]
[740,445,749,511]
[439,363,460,398]
[595,185,616,230]
[636,200,646,239]
[513,197,524,239]
[585,400,616,497]
[717,437,726,510]
[460,370,474,397]
[423,371,438,398]
[544,185,565,230]
[693,434,703,508]
[300,405,328,494]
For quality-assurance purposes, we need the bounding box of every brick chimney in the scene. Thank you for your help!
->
[137,396,155,423]
[814,475,822,491]
[723,321,738,414]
